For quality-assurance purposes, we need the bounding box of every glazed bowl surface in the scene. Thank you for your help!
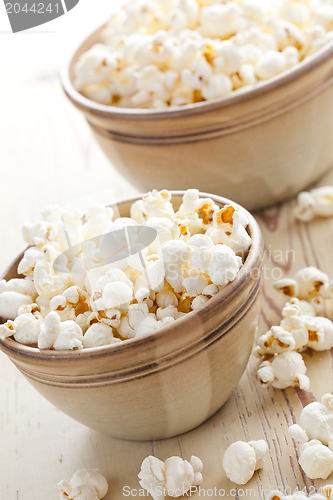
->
[61,26,333,211]
[0,192,263,440]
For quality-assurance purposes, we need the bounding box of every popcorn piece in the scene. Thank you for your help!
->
[159,240,190,292]
[288,424,309,445]
[288,394,333,480]
[131,190,174,223]
[255,50,286,80]
[34,258,71,299]
[38,311,61,349]
[273,278,299,298]
[138,454,203,500]
[0,291,34,321]
[182,275,208,296]
[6,190,250,349]
[293,267,329,300]
[275,267,329,300]
[298,439,333,480]
[200,3,243,39]
[302,316,333,351]
[69,2,333,110]
[222,440,268,485]
[58,469,108,500]
[295,186,333,221]
[208,245,242,286]
[192,295,209,310]
[266,491,327,500]
[0,320,15,339]
[53,321,84,350]
[257,351,309,390]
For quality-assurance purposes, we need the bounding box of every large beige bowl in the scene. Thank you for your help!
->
[61,26,333,211]
[0,192,262,440]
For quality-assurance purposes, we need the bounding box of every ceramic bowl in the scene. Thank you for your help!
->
[0,192,263,440]
[61,26,333,211]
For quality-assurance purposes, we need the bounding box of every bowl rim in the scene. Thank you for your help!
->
[0,191,262,361]
[60,21,333,121]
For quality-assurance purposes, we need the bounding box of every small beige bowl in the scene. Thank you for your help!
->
[0,192,262,440]
[61,26,333,211]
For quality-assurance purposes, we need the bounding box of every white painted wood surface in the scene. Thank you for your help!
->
[1,2,333,498]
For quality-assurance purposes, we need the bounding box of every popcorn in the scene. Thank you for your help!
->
[266,490,329,500]
[288,394,333,480]
[257,351,310,390]
[38,311,61,349]
[58,469,108,500]
[298,440,333,480]
[299,394,333,447]
[13,313,41,346]
[274,267,329,300]
[74,0,333,108]
[53,321,84,351]
[222,440,268,485]
[1,190,249,349]
[208,245,242,286]
[255,50,286,80]
[295,186,333,221]
[0,291,35,321]
[200,3,243,39]
[138,454,203,500]
[83,323,121,348]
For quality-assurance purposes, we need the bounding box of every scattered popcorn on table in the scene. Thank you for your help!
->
[289,396,333,480]
[74,0,333,108]
[255,265,333,390]
[138,454,203,500]
[0,190,251,350]
[58,469,108,500]
[222,439,268,485]
[294,186,333,221]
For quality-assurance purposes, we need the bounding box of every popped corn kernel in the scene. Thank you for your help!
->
[138,454,203,499]
[222,439,268,485]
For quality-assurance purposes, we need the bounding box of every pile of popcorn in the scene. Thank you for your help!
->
[255,266,333,391]
[74,0,333,108]
[0,189,251,350]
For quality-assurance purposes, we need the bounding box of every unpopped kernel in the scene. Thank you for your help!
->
[74,0,333,108]
[0,189,251,350]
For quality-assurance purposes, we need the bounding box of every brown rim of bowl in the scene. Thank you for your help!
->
[0,191,262,361]
[60,22,333,121]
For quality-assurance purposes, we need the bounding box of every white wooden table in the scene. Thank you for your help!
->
[1,2,333,498]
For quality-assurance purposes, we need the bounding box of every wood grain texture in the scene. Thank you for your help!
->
[1,4,333,498]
